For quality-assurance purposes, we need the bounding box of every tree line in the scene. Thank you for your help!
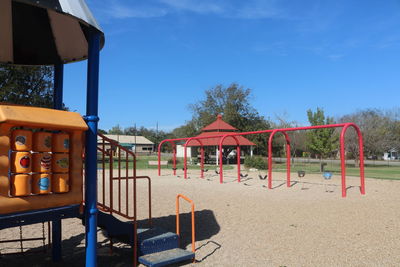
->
[104,84,400,161]
[1,65,398,160]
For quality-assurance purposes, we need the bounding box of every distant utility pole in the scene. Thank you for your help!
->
[134,123,137,154]
[156,122,159,153]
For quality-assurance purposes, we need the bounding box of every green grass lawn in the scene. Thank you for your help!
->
[97,155,398,180]
[97,155,234,170]
[271,161,400,180]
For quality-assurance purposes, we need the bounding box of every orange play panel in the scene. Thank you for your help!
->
[0,104,88,214]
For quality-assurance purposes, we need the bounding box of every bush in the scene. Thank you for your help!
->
[244,156,268,170]
[168,158,180,164]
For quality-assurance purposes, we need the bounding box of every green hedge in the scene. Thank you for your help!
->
[244,156,268,170]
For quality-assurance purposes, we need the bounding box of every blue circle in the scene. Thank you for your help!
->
[39,177,50,190]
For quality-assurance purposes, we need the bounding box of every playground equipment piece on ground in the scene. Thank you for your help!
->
[0,1,196,266]
[158,122,365,198]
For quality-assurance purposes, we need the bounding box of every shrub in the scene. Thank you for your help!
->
[168,158,180,164]
[244,156,268,170]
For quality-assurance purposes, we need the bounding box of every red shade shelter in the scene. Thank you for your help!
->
[186,115,256,147]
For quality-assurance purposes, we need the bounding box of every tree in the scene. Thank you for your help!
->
[0,63,54,108]
[98,129,107,134]
[187,83,271,155]
[189,83,270,133]
[272,114,307,158]
[339,109,396,161]
[108,125,124,135]
[306,108,338,159]
[170,121,197,138]
[386,108,400,151]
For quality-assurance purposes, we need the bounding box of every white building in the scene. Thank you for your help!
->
[101,134,154,154]
[383,148,398,160]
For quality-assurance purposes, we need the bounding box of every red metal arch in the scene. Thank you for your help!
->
[158,138,189,176]
[158,123,366,198]
[218,134,241,183]
[183,137,205,179]
[268,130,291,189]
[340,123,365,197]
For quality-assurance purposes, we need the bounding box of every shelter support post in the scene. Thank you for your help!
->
[84,31,101,267]
[216,146,219,166]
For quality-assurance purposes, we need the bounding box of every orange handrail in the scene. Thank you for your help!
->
[176,194,196,255]
[96,133,138,266]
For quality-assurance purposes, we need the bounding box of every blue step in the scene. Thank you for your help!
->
[139,248,195,267]
[96,211,194,266]
[96,212,180,254]
[138,228,179,256]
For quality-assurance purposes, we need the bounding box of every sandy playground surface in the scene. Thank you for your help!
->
[1,167,400,267]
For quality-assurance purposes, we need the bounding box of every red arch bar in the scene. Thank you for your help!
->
[183,137,205,179]
[158,123,365,198]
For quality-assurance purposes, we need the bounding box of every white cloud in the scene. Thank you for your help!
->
[159,0,224,14]
[106,5,167,19]
[89,0,167,21]
[90,0,287,21]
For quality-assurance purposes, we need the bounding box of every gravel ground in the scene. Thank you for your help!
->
[1,168,399,267]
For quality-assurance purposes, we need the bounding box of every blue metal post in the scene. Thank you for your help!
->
[52,63,64,262]
[84,31,101,267]
[53,64,64,110]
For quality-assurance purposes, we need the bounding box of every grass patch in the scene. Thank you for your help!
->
[270,161,400,180]
[98,155,234,170]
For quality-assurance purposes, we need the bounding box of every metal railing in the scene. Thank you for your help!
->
[96,133,142,266]
[176,194,196,258]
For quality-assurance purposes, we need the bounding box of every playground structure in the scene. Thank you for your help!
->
[0,1,104,264]
[0,1,196,266]
[158,123,365,198]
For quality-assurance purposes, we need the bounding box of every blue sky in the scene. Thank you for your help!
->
[63,0,400,131]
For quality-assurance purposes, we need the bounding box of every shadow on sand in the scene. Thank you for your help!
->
[0,209,220,267]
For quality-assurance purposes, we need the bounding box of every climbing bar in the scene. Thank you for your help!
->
[176,194,196,255]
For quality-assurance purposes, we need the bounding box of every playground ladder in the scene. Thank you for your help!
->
[96,134,195,266]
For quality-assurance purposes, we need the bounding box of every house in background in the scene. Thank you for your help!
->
[383,148,398,160]
[101,134,154,154]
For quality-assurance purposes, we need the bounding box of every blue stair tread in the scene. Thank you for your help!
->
[138,228,178,242]
[138,228,179,256]
[139,248,194,267]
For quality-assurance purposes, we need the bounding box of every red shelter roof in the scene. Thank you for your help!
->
[187,115,256,147]
[201,114,237,132]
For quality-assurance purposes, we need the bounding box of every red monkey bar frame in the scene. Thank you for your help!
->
[158,123,365,197]
[268,130,291,188]
[218,135,241,183]
[183,138,205,179]
[158,138,189,176]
